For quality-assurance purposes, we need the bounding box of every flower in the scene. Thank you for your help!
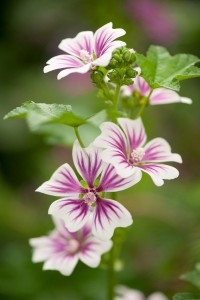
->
[94,117,182,186]
[44,22,126,79]
[29,216,112,276]
[115,285,168,300]
[36,141,141,240]
[121,68,192,105]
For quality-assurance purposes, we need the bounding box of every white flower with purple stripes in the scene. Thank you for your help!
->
[29,216,112,276]
[36,141,141,240]
[94,117,182,186]
[121,68,192,105]
[44,22,126,79]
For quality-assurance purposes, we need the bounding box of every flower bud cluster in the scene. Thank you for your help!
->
[107,47,137,86]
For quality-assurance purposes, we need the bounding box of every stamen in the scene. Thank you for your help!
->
[79,49,92,63]
[83,192,96,206]
[131,147,145,163]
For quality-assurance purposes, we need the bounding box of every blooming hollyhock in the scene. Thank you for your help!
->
[44,22,126,79]
[121,68,192,105]
[36,141,141,240]
[29,216,112,276]
[115,285,168,300]
[94,117,182,186]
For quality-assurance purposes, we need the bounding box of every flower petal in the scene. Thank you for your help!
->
[94,121,127,154]
[97,164,142,192]
[134,76,151,97]
[80,237,112,268]
[150,88,192,105]
[48,198,90,232]
[117,117,147,150]
[44,54,84,73]
[92,198,133,240]
[139,164,179,186]
[72,140,102,188]
[94,22,126,57]
[29,237,54,262]
[59,31,94,58]
[101,149,135,178]
[57,63,91,79]
[100,148,136,178]
[143,138,182,163]
[36,163,84,197]
[43,253,79,276]
[93,41,126,67]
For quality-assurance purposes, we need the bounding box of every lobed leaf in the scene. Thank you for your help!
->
[136,46,200,91]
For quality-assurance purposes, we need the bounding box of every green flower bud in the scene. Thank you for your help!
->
[123,78,133,86]
[91,71,104,84]
[125,67,137,78]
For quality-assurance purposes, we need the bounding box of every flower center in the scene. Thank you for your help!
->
[83,192,96,206]
[79,49,93,63]
[130,147,145,163]
[67,239,80,254]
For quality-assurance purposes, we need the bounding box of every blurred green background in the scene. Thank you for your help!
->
[0,0,200,299]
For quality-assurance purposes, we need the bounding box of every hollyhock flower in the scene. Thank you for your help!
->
[121,68,192,105]
[44,22,126,79]
[115,285,168,300]
[94,117,182,186]
[29,216,112,276]
[36,141,141,240]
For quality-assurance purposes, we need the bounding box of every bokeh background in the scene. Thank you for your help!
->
[0,0,200,299]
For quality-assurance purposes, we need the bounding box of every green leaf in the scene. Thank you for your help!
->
[4,101,87,129]
[136,46,200,91]
[173,293,200,300]
[181,265,200,289]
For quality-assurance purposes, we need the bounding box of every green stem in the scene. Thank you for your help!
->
[74,127,85,148]
[135,89,153,119]
[108,239,115,300]
[107,192,117,300]
[113,85,120,112]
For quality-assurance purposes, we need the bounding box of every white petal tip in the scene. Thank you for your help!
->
[181,97,193,104]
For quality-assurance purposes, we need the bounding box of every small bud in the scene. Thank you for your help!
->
[130,52,136,64]
[126,67,137,78]
[123,78,133,86]
[113,54,122,63]
[91,71,104,84]
[123,50,132,63]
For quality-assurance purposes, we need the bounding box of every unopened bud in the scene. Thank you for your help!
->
[126,67,137,78]
[123,78,133,86]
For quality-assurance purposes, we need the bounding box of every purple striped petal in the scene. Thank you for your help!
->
[36,163,84,197]
[92,198,133,240]
[79,236,112,268]
[44,55,84,72]
[48,198,90,232]
[101,148,136,178]
[93,41,126,67]
[29,237,54,262]
[43,54,91,79]
[134,76,151,97]
[118,117,147,151]
[58,31,93,58]
[143,138,182,163]
[72,140,102,188]
[94,22,126,58]
[150,88,192,105]
[94,121,127,154]
[139,163,179,186]
[43,253,79,276]
[97,164,142,192]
